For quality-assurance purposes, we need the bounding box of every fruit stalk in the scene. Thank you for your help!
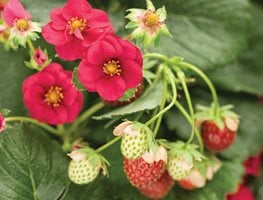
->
[179,62,219,116]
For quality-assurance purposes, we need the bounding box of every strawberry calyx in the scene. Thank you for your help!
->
[166,141,206,161]
[195,103,239,130]
[179,155,222,190]
[166,141,206,181]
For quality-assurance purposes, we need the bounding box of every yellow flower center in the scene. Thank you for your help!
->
[15,19,30,32]
[143,11,160,27]
[68,17,87,34]
[44,86,64,107]
[103,60,121,76]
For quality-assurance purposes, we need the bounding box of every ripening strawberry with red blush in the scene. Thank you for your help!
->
[42,0,113,61]
[22,63,83,125]
[78,35,143,101]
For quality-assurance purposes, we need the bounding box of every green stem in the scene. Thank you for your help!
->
[174,101,204,153]
[68,102,105,134]
[153,81,168,137]
[96,136,121,153]
[57,125,65,134]
[145,67,177,126]
[27,39,35,53]
[143,53,168,62]
[176,70,195,144]
[180,62,219,115]
[5,116,60,136]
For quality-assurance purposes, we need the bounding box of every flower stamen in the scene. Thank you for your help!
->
[103,60,121,76]
[67,17,87,34]
[44,86,64,107]
[143,10,160,27]
[14,18,30,32]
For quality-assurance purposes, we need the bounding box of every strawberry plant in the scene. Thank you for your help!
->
[0,0,262,199]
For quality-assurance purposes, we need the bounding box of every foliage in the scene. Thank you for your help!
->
[0,0,262,200]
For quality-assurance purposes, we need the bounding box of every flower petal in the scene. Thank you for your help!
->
[42,23,66,46]
[120,60,142,89]
[96,76,126,101]
[62,0,91,20]
[82,28,107,47]
[55,37,86,60]
[66,93,83,123]
[50,7,66,30]
[86,42,106,65]
[78,59,103,83]
[3,0,31,26]
[54,105,68,124]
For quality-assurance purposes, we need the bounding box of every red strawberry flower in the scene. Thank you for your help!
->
[3,0,40,47]
[78,35,143,101]
[42,0,113,61]
[244,155,261,177]
[22,63,83,125]
[0,0,8,12]
[227,185,255,200]
[33,48,48,66]
[0,113,6,133]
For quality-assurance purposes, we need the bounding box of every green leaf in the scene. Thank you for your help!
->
[93,81,164,120]
[207,5,263,95]
[155,0,250,70]
[72,67,86,91]
[0,123,69,200]
[169,160,244,200]
[0,47,32,116]
[62,178,109,200]
[21,0,65,24]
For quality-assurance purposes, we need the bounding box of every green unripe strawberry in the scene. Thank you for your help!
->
[167,154,193,180]
[67,148,109,185]
[121,131,148,159]
[114,121,150,159]
[68,157,100,185]
[166,141,205,181]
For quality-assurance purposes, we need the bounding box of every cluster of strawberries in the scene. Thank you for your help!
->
[112,120,225,199]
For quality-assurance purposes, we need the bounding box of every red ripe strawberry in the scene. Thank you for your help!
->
[178,179,196,190]
[138,171,175,200]
[123,157,166,188]
[178,169,206,190]
[201,120,236,152]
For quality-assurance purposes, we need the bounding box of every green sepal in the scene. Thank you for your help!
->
[146,0,156,10]
[156,6,167,20]
[195,103,239,129]
[0,108,10,116]
[167,141,205,164]
[72,67,86,91]
[77,146,110,177]
[125,21,138,29]
[118,88,137,102]
[125,8,145,21]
